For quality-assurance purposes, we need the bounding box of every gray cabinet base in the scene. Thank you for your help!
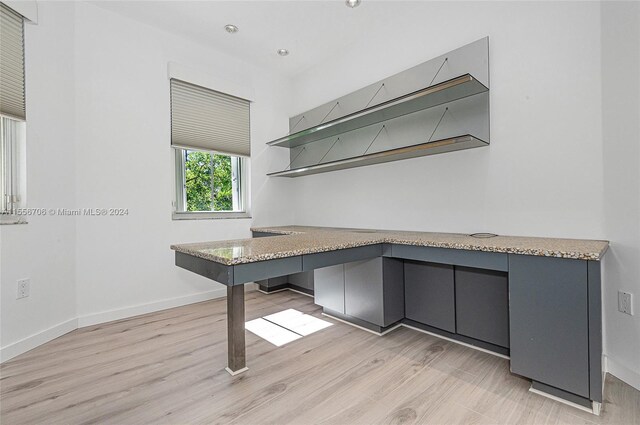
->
[531,381,593,409]
[402,318,510,356]
[323,308,402,334]
[258,282,314,296]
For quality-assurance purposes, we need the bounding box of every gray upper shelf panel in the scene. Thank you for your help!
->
[267,74,488,149]
[267,135,487,178]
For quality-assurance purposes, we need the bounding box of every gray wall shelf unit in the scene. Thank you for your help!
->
[268,37,490,178]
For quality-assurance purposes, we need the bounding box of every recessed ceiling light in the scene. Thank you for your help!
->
[277,49,289,56]
[224,24,239,34]
[345,0,361,8]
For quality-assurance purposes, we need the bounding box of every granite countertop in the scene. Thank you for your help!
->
[170,225,609,265]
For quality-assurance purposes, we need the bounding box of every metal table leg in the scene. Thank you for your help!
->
[225,285,248,375]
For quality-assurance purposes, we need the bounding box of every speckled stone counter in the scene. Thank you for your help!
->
[170,225,609,265]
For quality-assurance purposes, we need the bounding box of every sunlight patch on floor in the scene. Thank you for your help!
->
[245,309,333,346]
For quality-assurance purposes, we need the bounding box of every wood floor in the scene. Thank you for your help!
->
[1,291,639,425]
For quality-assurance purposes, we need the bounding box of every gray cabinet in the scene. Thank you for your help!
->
[314,258,404,328]
[314,264,344,314]
[455,267,509,348]
[404,261,455,332]
[253,237,602,406]
[344,258,404,327]
[509,255,590,398]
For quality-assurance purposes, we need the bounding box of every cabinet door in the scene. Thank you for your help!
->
[314,265,344,314]
[509,255,589,398]
[344,258,404,327]
[455,267,509,348]
[404,261,455,332]
[344,258,384,326]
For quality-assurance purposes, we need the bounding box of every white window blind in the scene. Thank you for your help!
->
[170,79,250,157]
[0,2,25,120]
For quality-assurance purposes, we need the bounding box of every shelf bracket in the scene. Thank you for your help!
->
[320,102,340,124]
[362,124,388,155]
[286,147,307,170]
[364,83,386,109]
[289,115,306,134]
[429,57,448,86]
[317,137,341,164]
[427,107,449,142]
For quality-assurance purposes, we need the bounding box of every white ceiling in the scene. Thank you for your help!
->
[91,0,414,78]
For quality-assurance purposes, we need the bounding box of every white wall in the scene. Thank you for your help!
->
[1,1,293,359]
[0,2,78,361]
[72,1,293,323]
[601,1,640,390]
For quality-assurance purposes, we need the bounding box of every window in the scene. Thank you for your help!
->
[170,78,251,219]
[1,117,26,220]
[174,148,248,218]
[1,3,27,224]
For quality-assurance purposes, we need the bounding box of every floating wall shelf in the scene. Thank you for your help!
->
[268,74,488,149]
[267,37,490,178]
[268,135,487,178]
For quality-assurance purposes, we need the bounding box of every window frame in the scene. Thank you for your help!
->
[0,115,27,225]
[172,147,251,220]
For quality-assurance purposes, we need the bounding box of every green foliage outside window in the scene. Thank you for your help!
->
[185,150,234,212]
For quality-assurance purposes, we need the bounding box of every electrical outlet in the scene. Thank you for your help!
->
[17,278,30,299]
[618,291,633,315]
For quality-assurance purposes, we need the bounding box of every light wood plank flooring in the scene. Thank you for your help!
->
[1,291,639,425]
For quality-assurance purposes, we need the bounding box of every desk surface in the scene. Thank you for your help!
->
[170,225,609,265]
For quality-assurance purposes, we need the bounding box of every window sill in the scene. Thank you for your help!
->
[172,211,251,221]
[0,215,28,225]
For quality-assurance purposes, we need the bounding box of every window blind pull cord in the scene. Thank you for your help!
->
[362,124,387,155]
[427,107,449,143]
[286,147,307,170]
[317,137,341,165]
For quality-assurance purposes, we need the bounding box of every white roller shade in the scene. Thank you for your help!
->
[171,79,250,157]
[0,2,25,120]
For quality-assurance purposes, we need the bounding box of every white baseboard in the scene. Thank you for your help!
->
[0,318,78,363]
[604,355,640,391]
[77,288,228,327]
[1,285,258,364]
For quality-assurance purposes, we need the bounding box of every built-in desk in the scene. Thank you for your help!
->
[171,226,608,413]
